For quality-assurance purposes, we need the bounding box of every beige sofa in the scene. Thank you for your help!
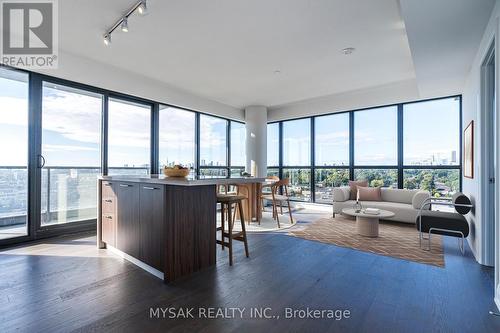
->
[332,187,431,224]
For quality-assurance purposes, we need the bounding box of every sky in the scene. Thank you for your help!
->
[283,118,311,166]
[354,106,398,165]
[199,114,227,166]
[159,106,195,166]
[267,98,460,167]
[230,122,246,167]
[108,98,150,167]
[315,113,349,166]
[267,123,279,166]
[0,74,241,169]
[0,72,29,166]
[403,98,460,165]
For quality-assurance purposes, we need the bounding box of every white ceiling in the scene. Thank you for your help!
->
[400,0,496,97]
[58,0,494,110]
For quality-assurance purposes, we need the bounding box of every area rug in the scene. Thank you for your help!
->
[288,215,445,267]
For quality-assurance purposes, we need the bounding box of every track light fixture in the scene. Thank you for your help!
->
[138,1,148,15]
[102,0,148,46]
[103,34,111,46]
[121,17,129,32]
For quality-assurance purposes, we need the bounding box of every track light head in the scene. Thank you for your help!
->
[103,34,111,46]
[138,0,147,15]
[121,17,129,32]
[103,1,148,44]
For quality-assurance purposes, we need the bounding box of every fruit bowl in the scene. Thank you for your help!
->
[163,167,190,177]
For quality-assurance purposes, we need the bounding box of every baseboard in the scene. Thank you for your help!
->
[466,237,488,266]
[107,245,164,280]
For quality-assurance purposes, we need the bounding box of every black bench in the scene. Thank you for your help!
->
[416,192,472,254]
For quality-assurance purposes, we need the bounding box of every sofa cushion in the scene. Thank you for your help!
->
[381,188,419,204]
[361,201,415,218]
[412,190,431,210]
[357,186,382,201]
[416,210,469,237]
[348,180,368,200]
[333,186,350,202]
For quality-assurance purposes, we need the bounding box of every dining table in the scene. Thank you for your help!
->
[234,178,277,223]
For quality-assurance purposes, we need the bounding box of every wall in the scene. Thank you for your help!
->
[462,0,500,267]
[33,51,244,121]
[267,78,461,121]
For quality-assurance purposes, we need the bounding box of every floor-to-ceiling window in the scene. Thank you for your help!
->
[108,98,151,175]
[41,82,102,226]
[159,105,195,173]
[282,118,311,201]
[0,68,29,240]
[354,106,398,188]
[403,97,461,197]
[230,121,246,176]
[267,123,280,177]
[314,113,350,203]
[0,67,247,246]
[199,114,228,177]
[268,96,461,203]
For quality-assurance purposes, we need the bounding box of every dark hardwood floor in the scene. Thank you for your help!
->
[0,211,499,333]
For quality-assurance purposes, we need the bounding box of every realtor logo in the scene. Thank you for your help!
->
[1,0,58,68]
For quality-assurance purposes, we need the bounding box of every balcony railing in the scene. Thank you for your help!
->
[0,166,149,230]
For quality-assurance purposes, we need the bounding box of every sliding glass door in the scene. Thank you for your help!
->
[0,68,29,240]
[40,82,102,226]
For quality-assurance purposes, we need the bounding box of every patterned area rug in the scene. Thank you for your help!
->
[288,215,445,267]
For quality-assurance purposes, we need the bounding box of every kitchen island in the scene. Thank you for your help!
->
[97,175,265,283]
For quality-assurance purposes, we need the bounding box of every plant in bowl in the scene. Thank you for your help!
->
[163,164,190,177]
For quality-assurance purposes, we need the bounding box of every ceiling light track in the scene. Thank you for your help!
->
[103,0,148,45]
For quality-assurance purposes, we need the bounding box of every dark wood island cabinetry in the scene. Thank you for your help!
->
[97,175,264,282]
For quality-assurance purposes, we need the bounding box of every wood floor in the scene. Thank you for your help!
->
[0,210,499,333]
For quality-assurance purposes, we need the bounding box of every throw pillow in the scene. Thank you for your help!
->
[348,180,368,200]
[357,186,382,201]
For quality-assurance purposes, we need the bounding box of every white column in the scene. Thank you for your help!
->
[245,106,267,177]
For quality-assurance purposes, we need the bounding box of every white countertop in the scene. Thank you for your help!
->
[99,174,267,186]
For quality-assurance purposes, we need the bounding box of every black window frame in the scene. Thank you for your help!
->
[267,95,462,203]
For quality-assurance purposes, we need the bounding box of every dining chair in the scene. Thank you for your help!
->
[261,176,279,211]
[261,178,293,228]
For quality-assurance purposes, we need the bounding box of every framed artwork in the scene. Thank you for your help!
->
[464,120,474,179]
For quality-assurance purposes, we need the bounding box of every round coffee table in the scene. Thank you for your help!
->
[341,208,395,237]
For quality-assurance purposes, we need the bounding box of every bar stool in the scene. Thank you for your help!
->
[216,194,249,266]
[220,184,250,225]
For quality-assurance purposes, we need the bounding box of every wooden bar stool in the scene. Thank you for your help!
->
[216,194,249,266]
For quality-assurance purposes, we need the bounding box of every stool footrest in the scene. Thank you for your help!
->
[216,240,230,247]
[218,231,246,239]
